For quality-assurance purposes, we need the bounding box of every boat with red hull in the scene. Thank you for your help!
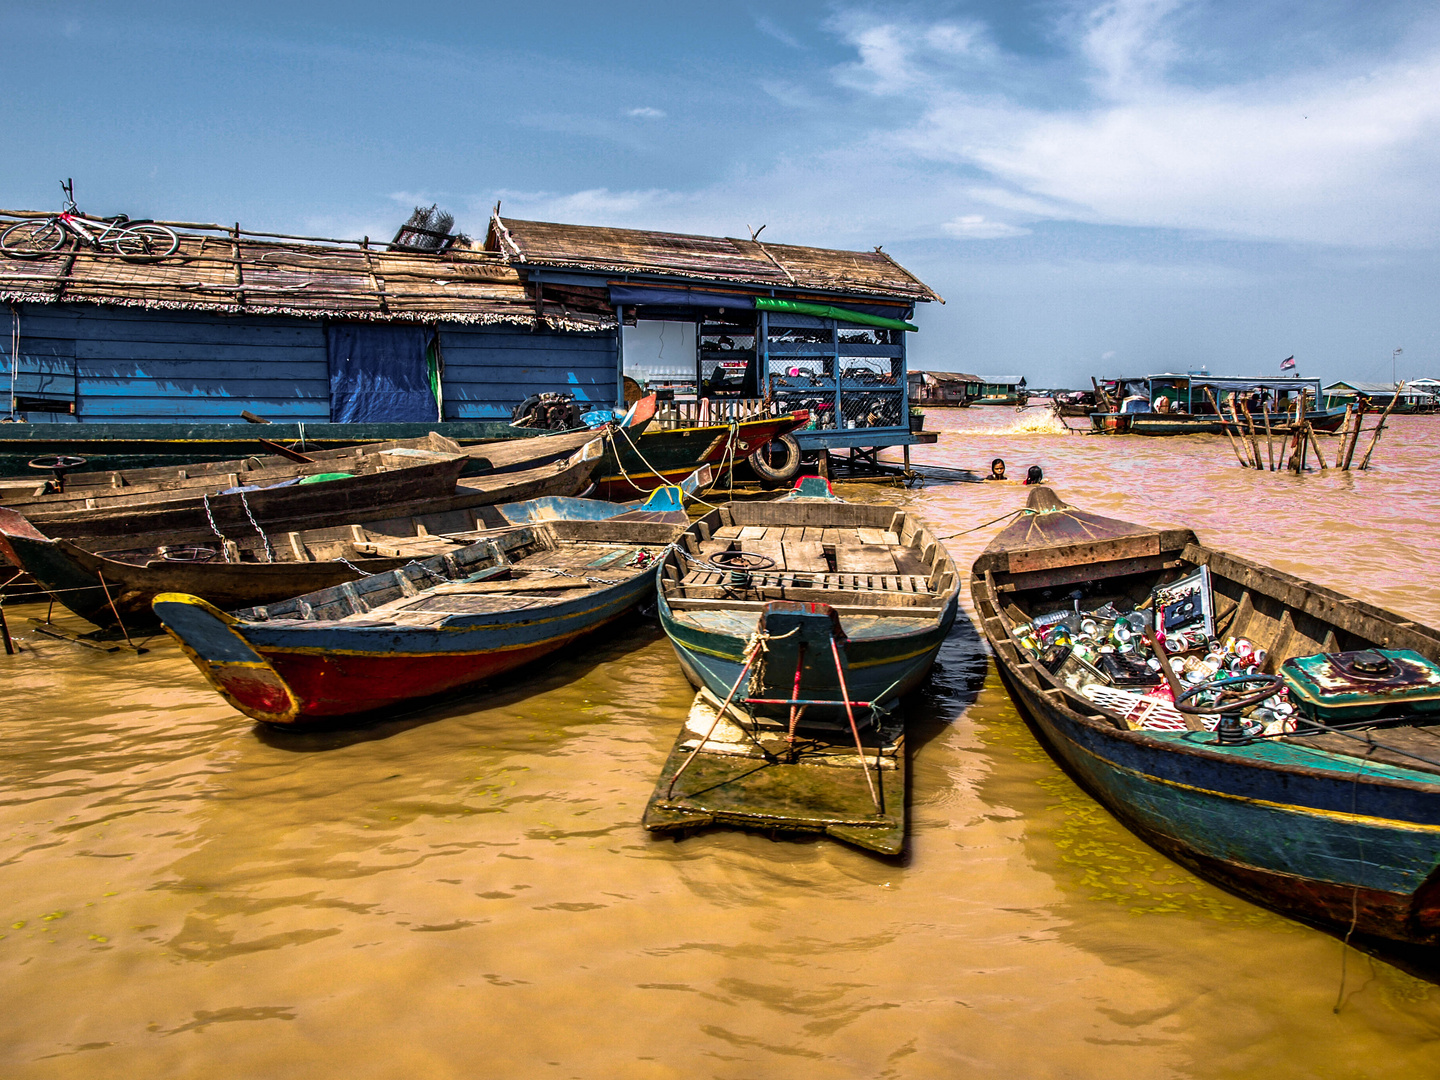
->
[590,411,808,498]
[154,494,689,725]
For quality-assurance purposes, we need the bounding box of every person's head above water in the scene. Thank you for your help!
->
[988,458,1006,480]
[1024,465,1044,485]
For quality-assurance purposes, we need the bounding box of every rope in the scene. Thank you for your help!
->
[201,493,232,562]
[238,490,274,563]
[610,422,729,511]
[937,506,1033,540]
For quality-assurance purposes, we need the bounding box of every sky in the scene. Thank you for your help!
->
[3,0,1438,387]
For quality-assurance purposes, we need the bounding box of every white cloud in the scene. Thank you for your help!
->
[827,4,1440,248]
[626,106,666,119]
[941,215,1031,240]
[755,15,803,49]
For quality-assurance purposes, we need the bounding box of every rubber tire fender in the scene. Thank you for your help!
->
[748,433,803,486]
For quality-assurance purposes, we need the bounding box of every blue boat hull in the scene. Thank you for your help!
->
[994,656,1440,943]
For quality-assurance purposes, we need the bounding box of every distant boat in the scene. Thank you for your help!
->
[973,486,1440,946]
[1088,373,1346,435]
[153,486,691,726]
[642,478,960,854]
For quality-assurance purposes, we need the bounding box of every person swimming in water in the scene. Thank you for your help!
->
[986,458,1007,481]
[1023,465,1044,485]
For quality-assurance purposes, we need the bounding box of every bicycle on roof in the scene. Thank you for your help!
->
[1,179,179,261]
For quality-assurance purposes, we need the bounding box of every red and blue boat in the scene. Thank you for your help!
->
[153,484,692,726]
[972,487,1440,946]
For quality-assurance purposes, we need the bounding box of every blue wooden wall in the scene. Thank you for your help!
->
[439,324,616,420]
[1,303,617,424]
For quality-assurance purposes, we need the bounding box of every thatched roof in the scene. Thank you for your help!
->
[486,215,942,304]
[0,212,614,331]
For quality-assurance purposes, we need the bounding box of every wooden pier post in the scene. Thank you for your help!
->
[1206,388,1250,467]
[1358,382,1404,470]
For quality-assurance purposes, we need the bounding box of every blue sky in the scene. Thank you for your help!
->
[4,1,1438,386]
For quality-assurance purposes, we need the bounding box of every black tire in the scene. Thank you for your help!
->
[114,222,178,260]
[1,219,67,258]
[749,433,803,486]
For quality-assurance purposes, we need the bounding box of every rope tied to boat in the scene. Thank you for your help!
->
[937,506,1035,540]
[200,493,232,562]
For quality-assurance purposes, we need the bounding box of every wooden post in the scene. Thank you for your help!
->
[1334,404,1353,469]
[1340,401,1366,470]
[1306,423,1328,469]
[0,605,15,655]
[1206,388,1250,466]
[1262,404,1277,471]
[1358,382,1403,470]
[1226,395,1255,467]
[1240,401,1264,470]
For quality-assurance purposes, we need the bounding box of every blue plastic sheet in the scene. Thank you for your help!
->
[327,324,438,423]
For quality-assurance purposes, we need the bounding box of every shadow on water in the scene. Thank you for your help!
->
[252,613,666,752]
[994,661,1440,987]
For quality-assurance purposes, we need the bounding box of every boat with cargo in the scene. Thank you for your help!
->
[972,486,1440,946]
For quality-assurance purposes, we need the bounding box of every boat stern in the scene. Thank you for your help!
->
[152,593,300,724]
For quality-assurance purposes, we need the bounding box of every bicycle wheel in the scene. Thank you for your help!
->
[114,222,178,260]
[1,218,67,258]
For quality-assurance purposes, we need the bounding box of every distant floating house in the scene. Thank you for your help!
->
[971,375,1026,406]
[907,369,982,404]
[1322,380,1437,414]
[0,204,942,453]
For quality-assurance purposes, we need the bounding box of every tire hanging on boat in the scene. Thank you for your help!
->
[748,433,803,486]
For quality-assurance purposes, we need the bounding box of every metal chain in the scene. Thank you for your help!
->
[522,565,622,586]
[238,490,274,562]
[201,493,232,562]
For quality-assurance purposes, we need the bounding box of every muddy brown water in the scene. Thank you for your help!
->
[4,409,1440,1077]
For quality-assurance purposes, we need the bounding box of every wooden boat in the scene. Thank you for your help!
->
[589,410,809,498]
[1086,374,1348,436]
[0,442,615,629]
[643,478,961,854]
[972,486,1440,946]
[0,419,545,477]
[153,499,688,726]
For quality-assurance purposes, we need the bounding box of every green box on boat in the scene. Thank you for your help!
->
[1281,649,1440,722]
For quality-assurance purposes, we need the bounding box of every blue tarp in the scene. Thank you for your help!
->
[327,324,438,423]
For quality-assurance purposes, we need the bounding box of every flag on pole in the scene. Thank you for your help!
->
[1280,356,1296,370]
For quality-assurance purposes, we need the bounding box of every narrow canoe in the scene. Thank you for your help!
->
[643,480,960,853]
[0,442,613,629]
[971,486,1440,946]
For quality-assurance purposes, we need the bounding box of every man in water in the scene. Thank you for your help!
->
[986,458,1007,481]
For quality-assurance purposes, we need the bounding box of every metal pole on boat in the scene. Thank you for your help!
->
[829,637,881,813]
[95,571,136,650]
[665,651,761,799]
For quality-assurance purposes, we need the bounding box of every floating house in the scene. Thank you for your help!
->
[970,376,1026,405]
[0,205,941,458]
[908,369,982,405]
[486,215,942,452]
[1322,380,1437,414]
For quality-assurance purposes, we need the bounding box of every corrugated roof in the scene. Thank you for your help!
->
[912,369,982,382]
[0,213,614,331]
[486,215,942,304]
[1323,381,1425,394]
